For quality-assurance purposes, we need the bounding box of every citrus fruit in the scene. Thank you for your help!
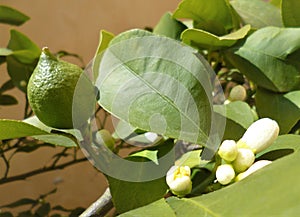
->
[27,47,96,129]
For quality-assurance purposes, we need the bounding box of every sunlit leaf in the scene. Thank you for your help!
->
[231,0,283,28]
[181,24,250,51]
[153,12,187,40]
[96,29,213,144]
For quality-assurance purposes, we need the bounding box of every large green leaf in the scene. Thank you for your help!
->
[181,24,250,51]
[153,12,187,40]
[228,27,300,92]
[173,0,236,35]
[96,29,213,145]
[119,135,300,216]
[119,199,176,217]
[107,141,174,213]
[214,101,255,140]
[6,30,40,92]
[230,0,283,29]
[255,88,300,134]
[0,5,29,26]
[0,119,77,147]
[8,30,40,57]
[281,0,300,27]
[0,119,48,140]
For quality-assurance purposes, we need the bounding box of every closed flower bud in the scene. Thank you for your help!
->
[166,166,192,197]
[228,85,247,102]
[235,160,272,181]
[216,164,235,185]
[232,148,255,173]
[218,140,238,162]
[237,118,279,154]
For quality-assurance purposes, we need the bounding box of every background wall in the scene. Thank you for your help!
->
[0,0,181,214]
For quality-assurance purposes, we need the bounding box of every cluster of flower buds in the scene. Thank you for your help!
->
[216,118,279,185]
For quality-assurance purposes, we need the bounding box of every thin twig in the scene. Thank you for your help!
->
[80,187,113,217]
[0,157,87,185]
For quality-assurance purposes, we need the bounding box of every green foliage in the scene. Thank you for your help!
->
[256,88,300,134]
[173,0,237,35]
[97,29,212,144]
[230,0,283,28]
[6,30,40,92]
[281,0,300,27]
[181,24,250,51]
[0,5,29,26]
[1,0,300,216]
[153,12,187,40]
[214,101,255,140]
[119,136,300,216]
[227,27,300,92]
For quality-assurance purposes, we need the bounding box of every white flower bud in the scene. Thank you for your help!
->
[232,148,255,173]
[216,164,235,185]
[237,118,279,154]
[218,140,238,162]
[166,166,192,197]
[236,160,272,181]
[228,85,247,102]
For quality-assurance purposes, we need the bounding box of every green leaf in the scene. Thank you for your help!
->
[255,88,300,134]
[0,119,48,140]
[0,48,13,56]
[281,0,300,27]
[108,175,168,214]
[97,29,213,144]
[130,149,159,165]
[153,12,187,40]
[173,0,236,35]
[0,119,77,147]
[93,30,114,80]
[107,140,174,213]
[181,24,250,51]
[175,150,202,168]
[270,0,281,7]
[228,27,300,92]
[8,30,40,55]
[214,101,255,140]
[32,134,77,147]
[0,94,18,105]
[0,5,29,26]
[6,55,37,93]
[121,135,300,216]
[6,30,40,92]
[119,199,176,217]
[230,0,283,28]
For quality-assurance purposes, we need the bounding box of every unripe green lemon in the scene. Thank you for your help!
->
[96,129,115,151]
[27,47,96,129]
